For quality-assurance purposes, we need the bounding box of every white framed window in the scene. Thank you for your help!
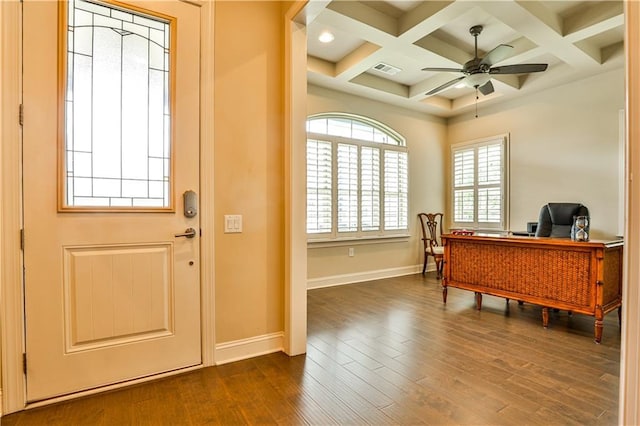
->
[306,113,408,239]
[451,134,508,230]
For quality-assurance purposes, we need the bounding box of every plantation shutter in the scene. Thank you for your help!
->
[452,136,506,229]
[337,143,358,232]
[477,143,502,223]
[453,148,475,223]
[384,150,408,230]
[307,139,332,233]
[306,114,408,239]
[361,146,380,231]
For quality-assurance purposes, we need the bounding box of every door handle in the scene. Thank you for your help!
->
[175,228,197,239]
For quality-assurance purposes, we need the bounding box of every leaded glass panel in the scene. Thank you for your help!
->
[63,0,172,208]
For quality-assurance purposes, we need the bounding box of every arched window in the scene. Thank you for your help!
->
[306,113,408,239]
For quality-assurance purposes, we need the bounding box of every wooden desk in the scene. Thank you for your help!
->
[441,234,623,343]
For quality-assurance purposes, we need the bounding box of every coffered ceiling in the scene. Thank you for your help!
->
[300,1,624,118]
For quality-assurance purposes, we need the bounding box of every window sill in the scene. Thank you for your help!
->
[308,234,411,248]
[450,227,507,235]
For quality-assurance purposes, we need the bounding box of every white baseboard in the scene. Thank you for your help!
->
[215,332,284,365]
[307,264,430,289]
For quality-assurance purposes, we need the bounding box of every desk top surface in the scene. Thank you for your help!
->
[442,233,623,248]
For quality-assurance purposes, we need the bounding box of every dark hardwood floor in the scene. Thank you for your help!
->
[3,273,620,425]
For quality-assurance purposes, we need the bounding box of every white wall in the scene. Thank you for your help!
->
[448,68,625,240]
[307,84,447,285]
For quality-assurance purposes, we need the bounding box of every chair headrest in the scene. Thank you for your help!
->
[547,203,587,225]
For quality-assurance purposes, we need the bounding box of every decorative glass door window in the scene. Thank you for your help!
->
[61,0,174,209]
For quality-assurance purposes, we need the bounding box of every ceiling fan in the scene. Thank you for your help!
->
[422,25,548,96]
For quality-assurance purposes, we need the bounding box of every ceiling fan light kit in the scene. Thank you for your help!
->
[465,73,491,89]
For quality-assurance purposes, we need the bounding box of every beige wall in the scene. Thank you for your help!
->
[214,1,284,343]
[306,84,448,282]
[448,68,624,240]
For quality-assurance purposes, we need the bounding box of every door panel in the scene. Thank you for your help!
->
[64,243,174,351]
[23,0,201,401]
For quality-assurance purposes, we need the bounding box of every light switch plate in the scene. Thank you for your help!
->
[224,214,242,233]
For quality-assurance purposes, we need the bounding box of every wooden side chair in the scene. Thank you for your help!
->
[418,212,444,278]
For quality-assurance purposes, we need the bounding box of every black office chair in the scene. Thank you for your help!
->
[534,203,589,238]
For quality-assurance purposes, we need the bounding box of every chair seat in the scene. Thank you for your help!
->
[427,246,444,255]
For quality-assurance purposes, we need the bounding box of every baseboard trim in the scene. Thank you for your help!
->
[215,332,284,365]
[307,264,430,289]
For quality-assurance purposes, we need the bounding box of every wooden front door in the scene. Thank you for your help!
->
[22,0,202,402]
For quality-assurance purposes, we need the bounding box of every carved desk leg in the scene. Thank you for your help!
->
[595,304,604,344]
[442,276,448,304]
[475,292,482,310]
[594,319,603,344]
[542,307,549,328]
[619,306,622,327]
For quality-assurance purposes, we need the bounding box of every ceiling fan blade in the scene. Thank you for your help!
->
[421,67,464,73]
[478,80,494,95]
[425,76,466,96]
[490,63,548,74]
[480,44,513,67]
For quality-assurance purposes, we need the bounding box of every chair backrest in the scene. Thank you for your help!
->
[418,213,444,252]
[534,203,589,237]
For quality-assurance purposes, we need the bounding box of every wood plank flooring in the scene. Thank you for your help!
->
[3,273,620,425]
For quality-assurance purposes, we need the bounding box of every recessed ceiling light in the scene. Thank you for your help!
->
[318,31,335,43]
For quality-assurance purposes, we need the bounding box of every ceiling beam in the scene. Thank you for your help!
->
[308,56,335,77]
[481,1,615,69]
[349,73,409,97]
[327,1,398,36]
[413,35,472,67]
[335,42,381,79]
[563,1,623,37]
